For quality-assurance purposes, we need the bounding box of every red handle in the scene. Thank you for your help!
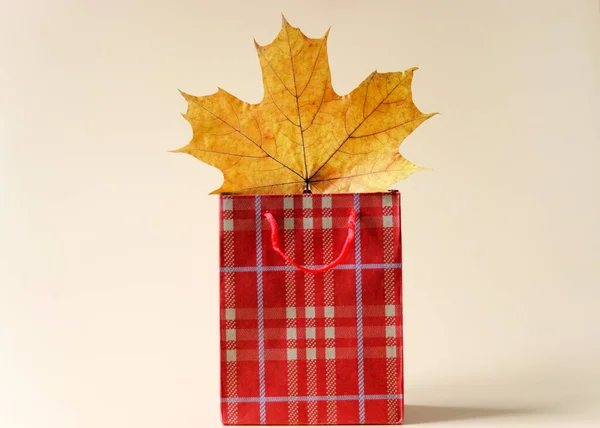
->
[262,210,358,274]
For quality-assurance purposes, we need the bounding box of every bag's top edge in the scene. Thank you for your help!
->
[218,190,400,198]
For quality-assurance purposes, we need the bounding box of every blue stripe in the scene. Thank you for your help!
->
[255,195,266,424]
[220,263,402,273]
[221,394,404,403]
[353,194,365,424]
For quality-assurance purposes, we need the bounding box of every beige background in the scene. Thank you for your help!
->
[1,0,599,426]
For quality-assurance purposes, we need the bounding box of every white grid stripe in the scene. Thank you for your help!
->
[353,194,366,423]
[220,263,401,273]
[222,394,403,403]
[383,200,399,423]
[255,196,266,424]
[323,202,337,424]
[284,198,299,424]
[303,198,318,424]
[222,197,237,424]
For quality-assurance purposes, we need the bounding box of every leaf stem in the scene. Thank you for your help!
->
[303,180,311,193]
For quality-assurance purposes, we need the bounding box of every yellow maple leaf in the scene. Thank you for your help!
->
[175,16,436,194]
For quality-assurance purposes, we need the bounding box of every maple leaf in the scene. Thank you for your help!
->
[175,16,436,194]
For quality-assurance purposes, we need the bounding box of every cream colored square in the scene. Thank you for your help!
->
[325,327,335,339]
[287,327,297,340]
[226,329,236,341]
[385,305,396,317]
[284,218,294,230]
[383,215,393,228]
[222,198,233,210]
[284,197,294,210]
[386,346,397,358]
[324,306,335,318]
[223,219,233,231]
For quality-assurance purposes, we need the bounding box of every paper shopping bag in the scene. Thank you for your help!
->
[219,192,403,425]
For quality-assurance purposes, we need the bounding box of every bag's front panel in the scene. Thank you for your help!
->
[220,193,403,425]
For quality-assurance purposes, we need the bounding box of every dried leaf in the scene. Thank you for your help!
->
[175,16,436,194]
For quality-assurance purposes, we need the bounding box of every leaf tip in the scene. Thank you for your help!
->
[179,89,194,102]
[281,13,294,31]
[281,14,296,30]
[210,183,229,195]
[403,67,419,79]
[169,146,188,154]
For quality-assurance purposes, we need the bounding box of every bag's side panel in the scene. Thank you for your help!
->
[357,192,403,424]
[396,192,404,424]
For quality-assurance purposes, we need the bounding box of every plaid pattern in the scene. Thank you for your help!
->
[219,192,403,425]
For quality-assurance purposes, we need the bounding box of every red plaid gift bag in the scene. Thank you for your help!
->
[219,192,403,425]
